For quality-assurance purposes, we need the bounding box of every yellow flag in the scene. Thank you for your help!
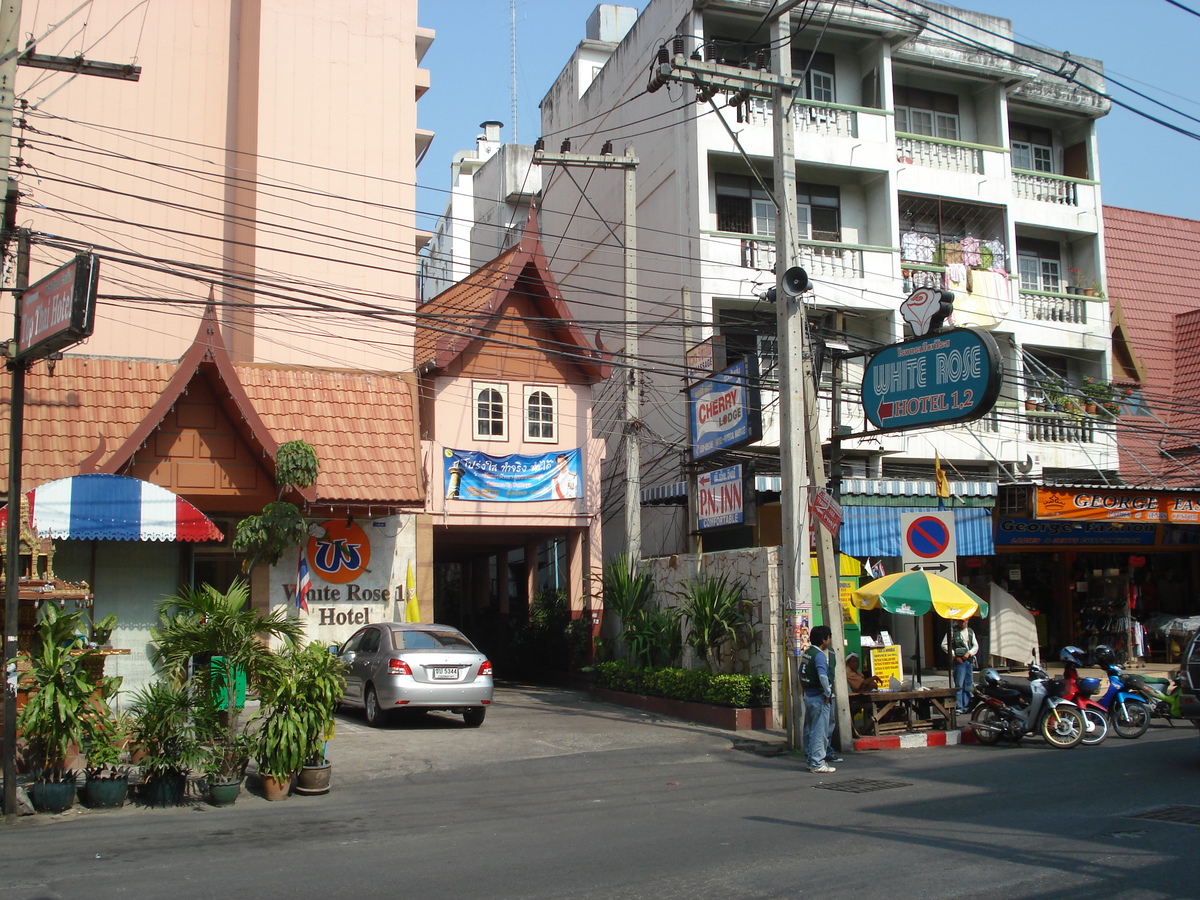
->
[934,452,950,499]
[405,563,421,622]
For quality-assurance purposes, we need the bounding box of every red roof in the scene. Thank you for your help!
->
[1104,206,1200,482]
[0,309,422,507]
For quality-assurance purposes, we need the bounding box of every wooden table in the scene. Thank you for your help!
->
[849,688,959,736]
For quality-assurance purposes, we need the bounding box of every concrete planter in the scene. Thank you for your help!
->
[592,688,772,731]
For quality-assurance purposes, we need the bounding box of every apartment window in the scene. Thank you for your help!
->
[525,385,557,442]
[474,382,507,440]
[716,174,839,241]
[1017,239,1062,293]
[797,183,841,242]
[895,86,960,140]
[716,173,774,235]
[1012,124,1053,173]
[717,308,776,376]
[794,50,835,103]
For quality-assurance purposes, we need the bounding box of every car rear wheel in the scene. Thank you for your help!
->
[364,686,385,727]
[462,707,486,728]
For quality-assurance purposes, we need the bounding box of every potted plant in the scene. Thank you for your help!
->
[128,679,208,807]
[82,712,133,809]
[150,579,303,804]
[1081,377,1130,416]
[17,605,121,813]
[251,642,346,799]
[290,643,346,795]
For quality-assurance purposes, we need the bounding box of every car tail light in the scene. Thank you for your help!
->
[479,660,493,676]
[387,658,412,675]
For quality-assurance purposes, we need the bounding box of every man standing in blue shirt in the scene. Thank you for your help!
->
[800,625,837,773]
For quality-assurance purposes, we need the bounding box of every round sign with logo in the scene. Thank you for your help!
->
[307,519,372,584]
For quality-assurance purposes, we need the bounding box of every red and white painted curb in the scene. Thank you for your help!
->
[853,727,978,751]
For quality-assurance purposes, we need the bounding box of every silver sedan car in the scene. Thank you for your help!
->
[336,623,494,727]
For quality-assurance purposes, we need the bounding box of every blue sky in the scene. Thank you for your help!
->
[416,0,1199,222]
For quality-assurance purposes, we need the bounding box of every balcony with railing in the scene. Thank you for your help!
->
[1025,409,1097,444]
[1011,170,1098,209]
[737,96,891,144]
[1019,290,1089,325]
[895,133,997,174]
[703,232,870,281]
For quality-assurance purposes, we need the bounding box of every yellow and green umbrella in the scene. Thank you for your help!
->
[852,570,988,620]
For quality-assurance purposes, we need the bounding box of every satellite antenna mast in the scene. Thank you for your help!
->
[510,0,518,142]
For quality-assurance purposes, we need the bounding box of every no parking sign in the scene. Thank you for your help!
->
[900,511,957,576]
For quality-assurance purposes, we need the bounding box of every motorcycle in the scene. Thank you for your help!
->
[1090,645,1152,739]
[1058,646,1109,745]
[969,663,1087,749]
[1123,669,1185,726]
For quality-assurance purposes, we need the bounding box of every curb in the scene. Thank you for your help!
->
[853,727,977,751]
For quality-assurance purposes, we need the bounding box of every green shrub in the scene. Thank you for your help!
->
[591,659,768,708]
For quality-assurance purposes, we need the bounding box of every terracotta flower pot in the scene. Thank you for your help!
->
[260,773,292,801]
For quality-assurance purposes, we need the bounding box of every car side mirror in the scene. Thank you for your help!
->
[327,645,339,655]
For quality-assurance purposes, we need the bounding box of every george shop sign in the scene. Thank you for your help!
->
[1035,487,1200,524]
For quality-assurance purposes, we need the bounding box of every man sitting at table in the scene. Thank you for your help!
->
[845,652,879,693]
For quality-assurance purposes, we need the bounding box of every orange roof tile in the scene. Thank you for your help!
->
[236,364,421,505]
[1,308,423,507]
[0,356,172,486]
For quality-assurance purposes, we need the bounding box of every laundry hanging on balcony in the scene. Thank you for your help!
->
[0,473,223,542]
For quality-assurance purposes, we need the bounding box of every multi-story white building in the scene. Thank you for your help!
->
[537,0,1117,566]
[420,121,543,302]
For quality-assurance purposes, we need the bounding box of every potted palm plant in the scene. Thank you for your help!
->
[251,642,346,799]
[82,712,133,809]
[128,679,208,807]
[150,579,303,805]
[17,605,121,813]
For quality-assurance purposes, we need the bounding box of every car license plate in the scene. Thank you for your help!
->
[432,666,458,680]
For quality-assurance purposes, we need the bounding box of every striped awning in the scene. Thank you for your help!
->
[0,474,224,542]
[753,476,996,502]
[839,506,994,558]
[640,480,688,505]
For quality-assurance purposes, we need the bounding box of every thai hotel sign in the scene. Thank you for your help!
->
[17,254,98,361]
[860,327,1001,433]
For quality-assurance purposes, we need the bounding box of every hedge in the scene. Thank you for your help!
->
[591,660,770,708]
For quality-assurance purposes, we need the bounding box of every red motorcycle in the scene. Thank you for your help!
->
[1059,646,1110,745]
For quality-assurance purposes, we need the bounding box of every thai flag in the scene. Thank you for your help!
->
[296,552,312,613]
[868,558,887,579]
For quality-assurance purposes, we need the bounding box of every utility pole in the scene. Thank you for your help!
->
[534,144,641,562]
[0,2,140,818]
[655,9,849,751]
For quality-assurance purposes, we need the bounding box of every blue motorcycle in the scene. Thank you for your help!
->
[1091,644,1151,739]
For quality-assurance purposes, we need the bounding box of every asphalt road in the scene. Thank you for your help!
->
[3,684,1200,900]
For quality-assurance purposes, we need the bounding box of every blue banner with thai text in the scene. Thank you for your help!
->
[443,448,582,502]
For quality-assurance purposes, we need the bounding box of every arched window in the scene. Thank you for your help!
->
[526,387,556,441]
[474,383,506,439]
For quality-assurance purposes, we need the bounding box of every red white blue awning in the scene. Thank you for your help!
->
[0,474,223,542]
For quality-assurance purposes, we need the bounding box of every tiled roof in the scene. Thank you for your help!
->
[414,210,608,381]
[0,356,422,506]
[236,365,421,504]
[1104,206,1200,480]
[0,356,173,486]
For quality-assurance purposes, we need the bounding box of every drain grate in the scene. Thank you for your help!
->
[1128,806,1200,826]
[814,778,912,794]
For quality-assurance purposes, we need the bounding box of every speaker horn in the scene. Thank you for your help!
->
[764,266,810,302]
